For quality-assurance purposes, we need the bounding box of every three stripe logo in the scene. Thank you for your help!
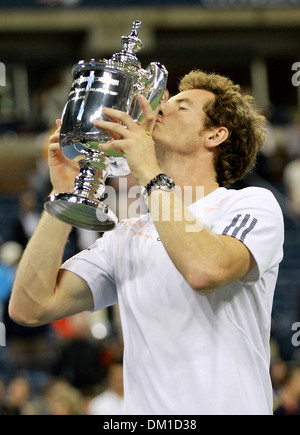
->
[222,214,258,243]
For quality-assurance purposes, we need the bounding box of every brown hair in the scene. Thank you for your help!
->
[179,70,266,187]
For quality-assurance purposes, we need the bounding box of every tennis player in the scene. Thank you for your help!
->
[10,70,284,415]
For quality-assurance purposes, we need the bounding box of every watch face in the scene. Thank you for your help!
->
[158,174,175,189]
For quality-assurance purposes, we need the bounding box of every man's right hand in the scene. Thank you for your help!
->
[48,119,80,194]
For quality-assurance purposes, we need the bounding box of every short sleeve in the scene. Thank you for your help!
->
[61,233,118,311]
[212,187,284,284]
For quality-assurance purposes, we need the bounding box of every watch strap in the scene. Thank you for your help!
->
[141,173,175,200]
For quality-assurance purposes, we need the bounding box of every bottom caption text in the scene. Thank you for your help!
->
[100,418,197,431]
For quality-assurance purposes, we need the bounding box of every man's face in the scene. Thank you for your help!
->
[153,88,215,155]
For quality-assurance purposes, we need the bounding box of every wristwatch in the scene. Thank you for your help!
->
[141,173,175,200]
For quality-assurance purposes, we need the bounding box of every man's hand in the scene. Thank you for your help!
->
[48,119,80,194]
[93,95,161,186]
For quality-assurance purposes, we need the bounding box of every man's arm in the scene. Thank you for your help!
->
[9,211,94,326]
[9,122,94,326]
[147,189,256,295]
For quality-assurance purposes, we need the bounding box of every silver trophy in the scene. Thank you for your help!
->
[45,20,168,231]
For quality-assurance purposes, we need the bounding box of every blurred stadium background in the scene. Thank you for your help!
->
[0,0,300,415]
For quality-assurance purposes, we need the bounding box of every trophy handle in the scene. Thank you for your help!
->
[129,62,168,122]
[141,62,168,116]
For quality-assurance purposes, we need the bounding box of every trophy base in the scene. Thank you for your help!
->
[45,193,118,232]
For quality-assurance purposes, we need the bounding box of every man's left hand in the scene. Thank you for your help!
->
[94,95,161,186]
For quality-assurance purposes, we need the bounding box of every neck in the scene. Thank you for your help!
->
[156,147,220,206]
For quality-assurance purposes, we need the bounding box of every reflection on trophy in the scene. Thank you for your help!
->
[45,20,168,231]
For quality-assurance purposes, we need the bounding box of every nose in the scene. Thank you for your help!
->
[158,102,172,117]
[158,88,169,116]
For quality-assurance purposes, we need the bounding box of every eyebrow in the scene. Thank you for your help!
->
[173,97,194,107]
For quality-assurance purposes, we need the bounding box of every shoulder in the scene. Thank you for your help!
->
[221,186,282,214]
[213,186,284,242]
[228,186,278,200]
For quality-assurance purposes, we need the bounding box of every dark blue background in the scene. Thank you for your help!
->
[0,0,201,8]
[0,0,300,9]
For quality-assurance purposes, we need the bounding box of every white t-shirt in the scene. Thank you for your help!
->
[62,186,284,415]
[88,390,125,415]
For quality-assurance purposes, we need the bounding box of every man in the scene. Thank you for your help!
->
[9,70,284,415]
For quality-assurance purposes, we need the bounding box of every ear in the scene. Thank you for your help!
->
[205,126,229,149]
[161,88,169,103]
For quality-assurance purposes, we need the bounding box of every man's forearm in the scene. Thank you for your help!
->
[147,189,252,293]
[147,189,223,288]
[9,210,72,325]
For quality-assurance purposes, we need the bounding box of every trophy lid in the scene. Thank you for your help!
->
[110,20,144,68]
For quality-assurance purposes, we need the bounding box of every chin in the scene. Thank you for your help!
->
[152,130,160,144]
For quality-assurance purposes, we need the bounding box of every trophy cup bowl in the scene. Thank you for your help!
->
[45,21,168,231]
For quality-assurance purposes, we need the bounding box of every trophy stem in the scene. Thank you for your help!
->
[74,154,108,202]
[45,151,118,232]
